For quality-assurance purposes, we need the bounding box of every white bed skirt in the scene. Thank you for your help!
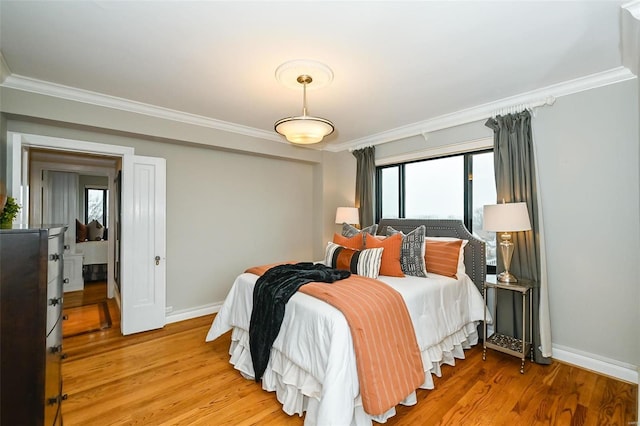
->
[226,322,479,426]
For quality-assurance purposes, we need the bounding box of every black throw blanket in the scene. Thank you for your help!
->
[249,262,351,382]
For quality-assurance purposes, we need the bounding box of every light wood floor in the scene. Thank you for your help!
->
[62,286,637,425]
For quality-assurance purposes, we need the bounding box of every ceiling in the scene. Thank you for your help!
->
[0,1,633,151]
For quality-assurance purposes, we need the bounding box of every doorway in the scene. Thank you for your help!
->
[28,148,121,335]
[9,132,167,335]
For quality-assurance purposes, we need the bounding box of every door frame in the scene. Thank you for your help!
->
[8,131,165,334]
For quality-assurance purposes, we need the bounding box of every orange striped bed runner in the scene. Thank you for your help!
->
[246,263,424,416]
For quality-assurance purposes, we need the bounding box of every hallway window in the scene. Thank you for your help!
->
[86,187,108,225]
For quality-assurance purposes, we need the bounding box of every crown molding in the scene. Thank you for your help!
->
[0,51,11,84]
[622,1,640,76]
[623,0,640,19]
[1,73,285,144]
[1,66,635,153]
[325,66,636,152]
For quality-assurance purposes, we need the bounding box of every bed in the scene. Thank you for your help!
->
[75,240,108,281]
[206,219,488,425]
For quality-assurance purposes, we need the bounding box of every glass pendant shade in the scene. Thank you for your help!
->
[274,115,334,144]
[275,73,334,144]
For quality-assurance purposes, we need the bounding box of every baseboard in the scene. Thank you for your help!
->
[552,344,638,384]
[165,301,223,324]
[163,308,639,385]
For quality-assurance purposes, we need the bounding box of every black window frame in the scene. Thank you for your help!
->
[85,187,108,226]
[375,149,496,274]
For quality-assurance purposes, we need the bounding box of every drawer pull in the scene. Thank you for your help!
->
[47,394,68,405]
[49,253,60,261]
[48,297,62,306]
[63,315,68,321]
[64,244,70,250]
[49,345,63,354]
[61,353,68,360]
[63,278,70,284]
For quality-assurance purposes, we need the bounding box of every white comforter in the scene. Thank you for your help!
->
[206,272,488,426]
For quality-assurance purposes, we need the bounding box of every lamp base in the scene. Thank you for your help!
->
[497,271,518,283]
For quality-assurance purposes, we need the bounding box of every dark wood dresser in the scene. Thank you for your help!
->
[1,226,67,425]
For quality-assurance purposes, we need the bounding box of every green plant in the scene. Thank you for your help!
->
[0,197,21,224]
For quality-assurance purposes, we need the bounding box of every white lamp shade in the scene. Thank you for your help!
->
[274,116,334,144]
[483,202,532,232]
[335,207,359,225]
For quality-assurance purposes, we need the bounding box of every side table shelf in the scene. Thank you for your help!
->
[483,276,534,374]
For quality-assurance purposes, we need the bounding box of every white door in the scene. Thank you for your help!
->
[120,155,167,335]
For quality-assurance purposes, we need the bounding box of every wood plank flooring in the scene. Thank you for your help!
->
[62,285,637,425]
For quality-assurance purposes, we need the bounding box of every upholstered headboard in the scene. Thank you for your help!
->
[377,219,486,293]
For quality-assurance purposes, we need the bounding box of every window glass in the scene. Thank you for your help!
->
[380,166,399,218]
[405,156,463,219]
[376,149,496,272]
[471,152,497,267]
[86,188,108,225]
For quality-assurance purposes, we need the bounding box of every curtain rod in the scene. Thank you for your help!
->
[347,95,557,152]
[492,96,556,117]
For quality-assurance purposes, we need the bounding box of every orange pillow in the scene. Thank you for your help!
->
[364,232,404,277]
[76,219,88,242]
[333,233,364,250]
[425,239,463,278]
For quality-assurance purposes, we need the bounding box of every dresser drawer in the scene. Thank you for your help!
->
[46,301,62,337]
[47,255,63,282]
[45,322,63,426]
[46,279,63,334]
[47,236,63,283]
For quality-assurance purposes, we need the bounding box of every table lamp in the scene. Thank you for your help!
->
[483,202,531,283]
[335,207,359,227]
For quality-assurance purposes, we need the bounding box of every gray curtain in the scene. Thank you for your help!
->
[352,146,375,228]
[485,111,551,364]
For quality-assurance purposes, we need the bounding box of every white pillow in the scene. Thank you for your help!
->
[86,220,105,241]
[425,237,468,276]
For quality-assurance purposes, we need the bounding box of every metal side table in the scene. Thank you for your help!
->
[483,275,534,374]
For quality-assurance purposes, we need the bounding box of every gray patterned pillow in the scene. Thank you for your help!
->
[341,223,378,238]
[386,225,427,277]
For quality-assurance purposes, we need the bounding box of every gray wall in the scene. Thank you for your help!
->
[373,79,640,368]
[320,150,357,248]
[534,79,639,366]
[2,78,638,369]
[4,117,321,312]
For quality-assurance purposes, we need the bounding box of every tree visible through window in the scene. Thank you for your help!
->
[86,188,108,226]
[376,150,497,271]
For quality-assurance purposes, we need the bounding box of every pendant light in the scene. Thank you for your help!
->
[274,74,335,145]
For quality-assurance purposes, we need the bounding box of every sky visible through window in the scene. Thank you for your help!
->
[379,151,497,266]
[87,188,108,225]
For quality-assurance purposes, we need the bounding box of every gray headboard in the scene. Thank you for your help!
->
[377,219,486,293]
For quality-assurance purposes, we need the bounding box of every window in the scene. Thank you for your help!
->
[405,156,464,220]
[376,150,496,271]
[85,187,108,226]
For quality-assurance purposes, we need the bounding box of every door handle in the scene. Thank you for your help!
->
[155,256,161,265]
